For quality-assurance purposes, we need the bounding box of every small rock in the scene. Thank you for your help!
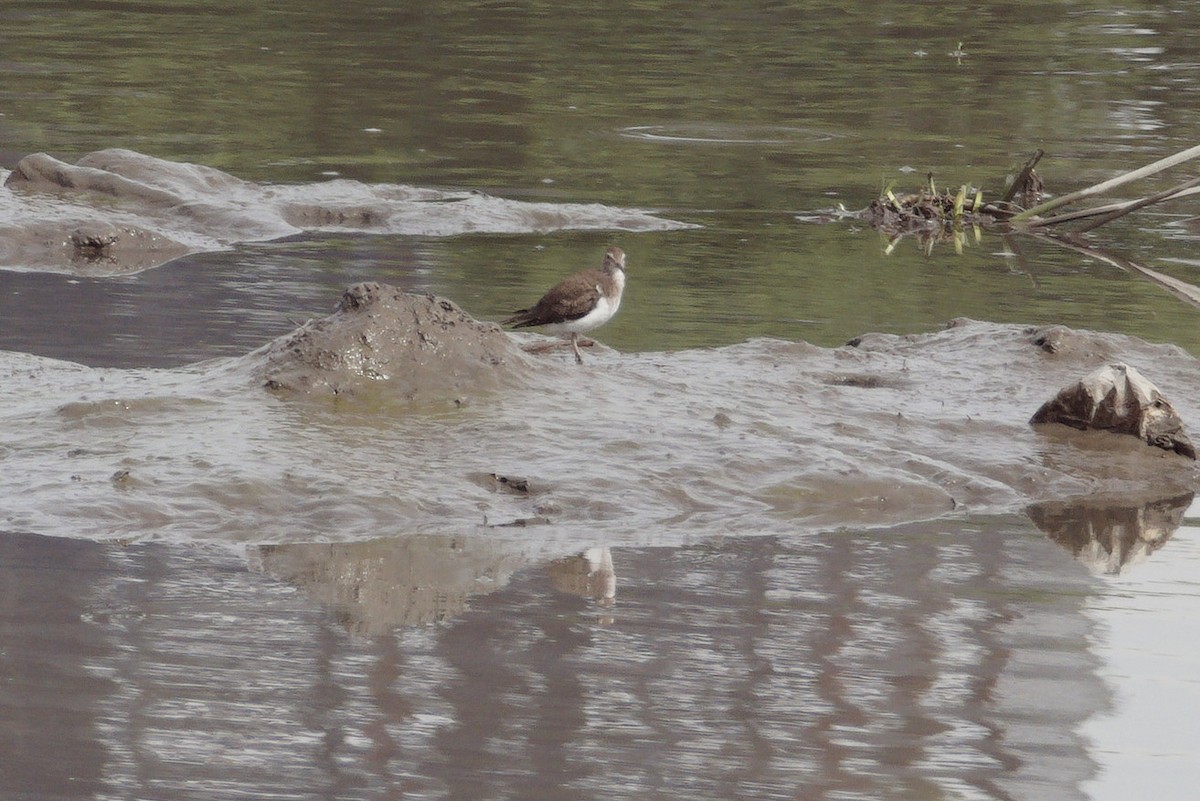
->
[1030,362,1195,459]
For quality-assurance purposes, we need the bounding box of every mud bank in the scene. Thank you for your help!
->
[0,149,694,275]
[255,282,534,402]
[1,314,1196,544]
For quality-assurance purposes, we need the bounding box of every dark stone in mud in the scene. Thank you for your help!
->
[0,218,189,275]
[69,225,118,256]
[255,282,532,402]
[1030,362,1196,459]
[823,372,904,389]
[1028,325,1071,354]
[487,473,531,495]
[1026,324,1107,356]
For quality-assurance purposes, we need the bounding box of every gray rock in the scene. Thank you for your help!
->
[1030,362,1196,459]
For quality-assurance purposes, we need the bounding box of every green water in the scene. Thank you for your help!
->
[4,0,1200,357]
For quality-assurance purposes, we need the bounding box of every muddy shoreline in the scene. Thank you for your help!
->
[1,306,1196,546]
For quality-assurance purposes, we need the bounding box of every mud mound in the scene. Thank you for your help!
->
[0,149,695,275]
[254,282,532,403]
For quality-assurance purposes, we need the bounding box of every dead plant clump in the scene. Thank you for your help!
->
[863,151,1044,250]
[861,146,1200,250]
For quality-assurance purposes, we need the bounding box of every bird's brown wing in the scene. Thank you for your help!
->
[505,269,603,328]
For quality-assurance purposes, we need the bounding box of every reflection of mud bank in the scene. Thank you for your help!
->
[0,149,694,275]
[1028,492,1192,574]
[251,537,614,633]
[0,522,1101,800]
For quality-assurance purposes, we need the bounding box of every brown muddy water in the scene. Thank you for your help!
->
[5,2,1200,800]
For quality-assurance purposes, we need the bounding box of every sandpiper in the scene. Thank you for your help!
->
[503,246,626,364]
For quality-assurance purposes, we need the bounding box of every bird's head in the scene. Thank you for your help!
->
[604,246,626,271]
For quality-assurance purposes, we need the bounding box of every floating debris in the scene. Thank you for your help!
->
[856,145,1200,251]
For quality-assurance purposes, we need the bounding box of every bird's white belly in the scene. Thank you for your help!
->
[544,272,624,335]
[543,296,616,334]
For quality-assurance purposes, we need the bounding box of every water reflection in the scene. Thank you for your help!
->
[546,547,616,608]
[0,521,1120,800]
[1027,491,1192,574]
[251,537,616,634]
[249,506,1199,798]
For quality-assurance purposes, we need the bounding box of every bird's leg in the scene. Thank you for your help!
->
[570,332,584,364]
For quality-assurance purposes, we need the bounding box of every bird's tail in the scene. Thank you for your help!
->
[502,309,536,328]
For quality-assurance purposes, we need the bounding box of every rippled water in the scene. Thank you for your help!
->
[4,2,1200,799]
[6,519,1199,800]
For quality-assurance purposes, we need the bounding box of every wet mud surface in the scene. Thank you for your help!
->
[1,310,1196,544]
[0,150,693,275]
